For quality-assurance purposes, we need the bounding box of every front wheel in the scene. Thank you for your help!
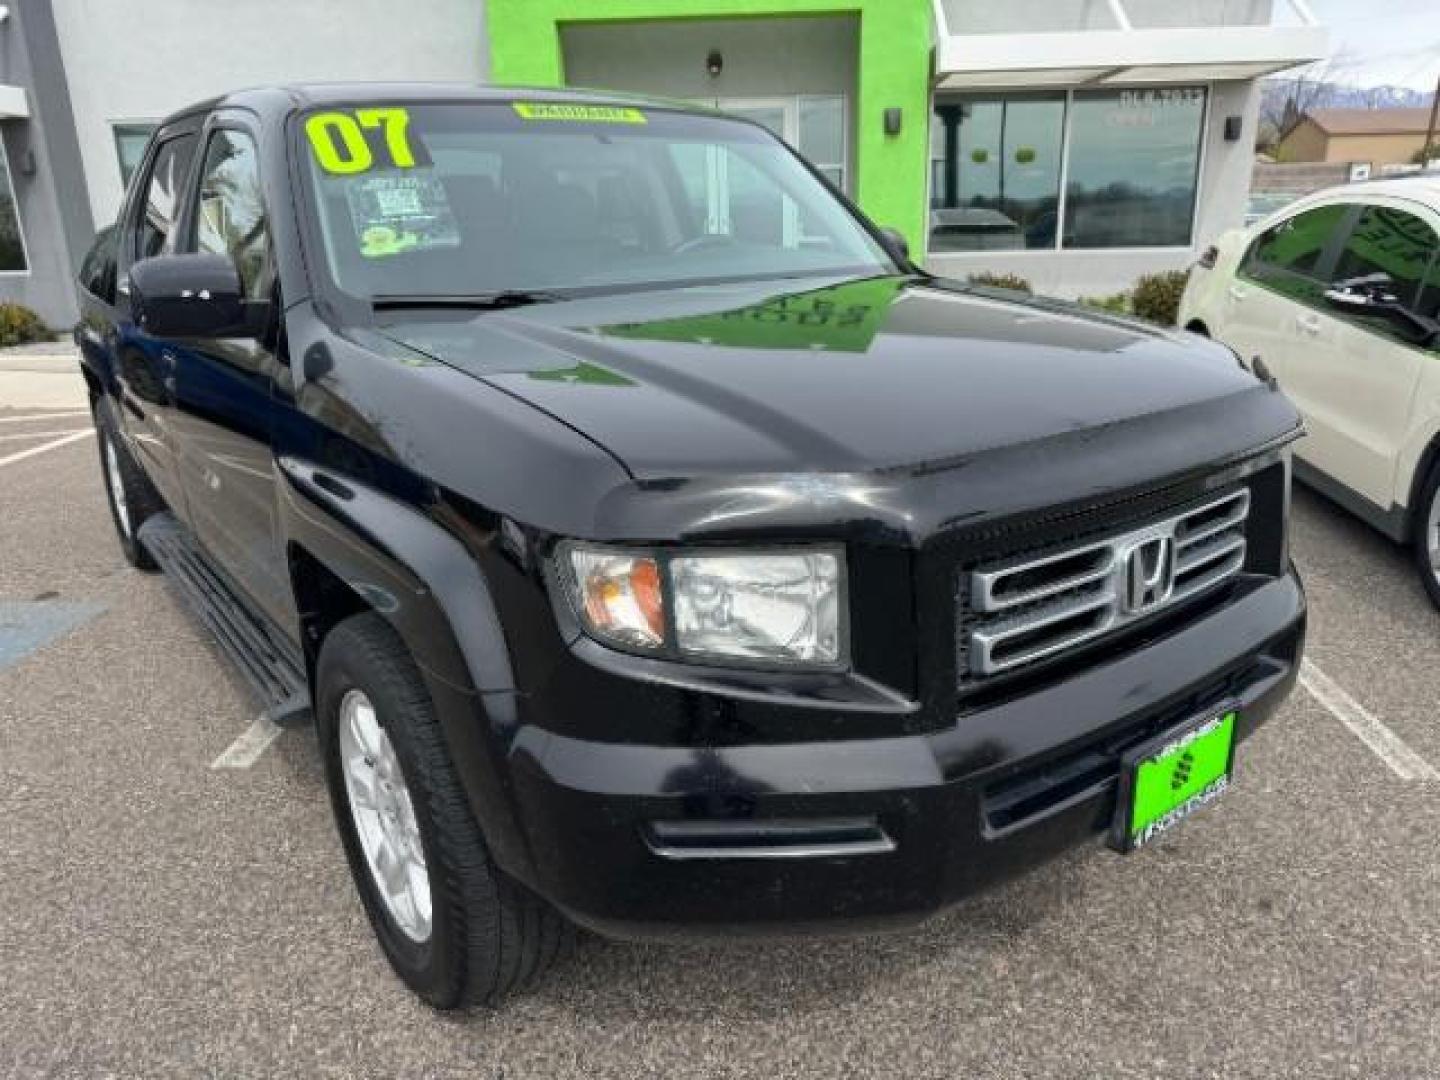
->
[1412,461,1440,610]
[317,613,574,1008]
[94,397,161,570]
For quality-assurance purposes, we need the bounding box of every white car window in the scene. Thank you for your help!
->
[1330,205,1437,345]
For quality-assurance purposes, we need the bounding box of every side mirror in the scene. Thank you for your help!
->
[130,253,246,338]
[878,226,910,265]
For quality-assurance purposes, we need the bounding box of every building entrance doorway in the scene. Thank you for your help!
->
[706,95,847,195]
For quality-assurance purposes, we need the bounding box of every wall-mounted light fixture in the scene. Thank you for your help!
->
[706,50,723,78]
[17,149,35,176]
[1224,115,1243,141]
[884,107,903,137]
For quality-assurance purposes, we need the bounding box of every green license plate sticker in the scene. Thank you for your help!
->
[512,103,647,124]
[1121,710,1235,851]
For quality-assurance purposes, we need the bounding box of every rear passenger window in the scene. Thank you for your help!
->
[134,135,198,261]
[1245,204,1348,280]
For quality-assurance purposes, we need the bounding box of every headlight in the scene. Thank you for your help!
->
[558,544,845,669]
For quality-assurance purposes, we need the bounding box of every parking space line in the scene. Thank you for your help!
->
[1300,660,1440,781]
[0,410,89,424]
[210,714,285,770]
[0,430,93,469]
[0,429,88,442]
[0,411,90,426]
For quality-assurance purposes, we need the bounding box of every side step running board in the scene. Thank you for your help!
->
[138,513,312,728]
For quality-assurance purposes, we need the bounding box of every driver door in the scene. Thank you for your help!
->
[164,117,295,629]
[1284,200,1438,508]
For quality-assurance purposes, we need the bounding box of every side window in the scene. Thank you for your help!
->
[1333,205,1436,300]
[1331,206,1439,345]
[1415,253,1440,324]
[190,129,269,299]
[1242,203,1349,306]
[133,134,198,262]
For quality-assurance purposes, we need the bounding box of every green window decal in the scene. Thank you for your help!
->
[512,103,646,124]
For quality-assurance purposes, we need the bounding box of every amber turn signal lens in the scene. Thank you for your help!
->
[567,548,667,650]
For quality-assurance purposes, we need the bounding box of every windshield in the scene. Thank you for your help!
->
[298,101,894,300]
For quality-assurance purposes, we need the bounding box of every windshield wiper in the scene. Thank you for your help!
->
[370,290,568,311]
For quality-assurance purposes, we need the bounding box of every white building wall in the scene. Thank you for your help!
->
[51,0,489,229]
[925,79,1262,298]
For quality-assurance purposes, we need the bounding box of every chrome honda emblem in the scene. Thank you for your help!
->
[1118,533,1176,614]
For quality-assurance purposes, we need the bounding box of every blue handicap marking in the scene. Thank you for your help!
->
[0,600,106,675]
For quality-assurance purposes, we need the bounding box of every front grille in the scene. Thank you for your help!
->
[963,489,1250,678]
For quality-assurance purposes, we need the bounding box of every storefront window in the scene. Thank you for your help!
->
[930,96,1064,252]
[0,138,28,273]
[929,86,1206,254]
[112,123,157,188]
[1064,88,1205,249]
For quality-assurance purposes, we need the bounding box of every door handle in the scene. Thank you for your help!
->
[1296,313,1322,336]
[1227,284,1248,302]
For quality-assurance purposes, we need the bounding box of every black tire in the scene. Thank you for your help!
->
[94,396,162,570]
[316,613,574,1009]
[1411,461,1440,611]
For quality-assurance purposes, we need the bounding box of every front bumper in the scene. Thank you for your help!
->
[506,569,1305,939]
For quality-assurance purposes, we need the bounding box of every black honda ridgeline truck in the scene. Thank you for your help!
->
[75,85,1306,1008]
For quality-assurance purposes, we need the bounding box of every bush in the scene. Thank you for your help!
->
[1129,270,1189,327]
[1079,292,1132,316]
[967,271,1032,293]
[0,302,52,347]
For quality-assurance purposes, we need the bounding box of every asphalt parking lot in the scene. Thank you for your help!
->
[3,359,1439,1078]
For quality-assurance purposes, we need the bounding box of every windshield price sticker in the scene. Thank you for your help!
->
[513,103,646,124]
[344,173,460,259]
[306,108,423,174]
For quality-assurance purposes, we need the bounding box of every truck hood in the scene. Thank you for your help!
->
[376,274,1286,482]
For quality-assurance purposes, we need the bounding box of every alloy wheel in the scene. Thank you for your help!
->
[338,688,433,943]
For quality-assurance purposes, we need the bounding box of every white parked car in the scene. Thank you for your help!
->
[1180,177,1440,605]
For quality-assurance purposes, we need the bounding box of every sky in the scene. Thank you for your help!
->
[1305,0,1440,92]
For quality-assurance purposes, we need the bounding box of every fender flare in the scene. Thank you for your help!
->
[276,455,540,883]
[278,455,514,695]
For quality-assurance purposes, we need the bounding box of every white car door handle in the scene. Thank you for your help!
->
[1296,313,1322,335]
[1227,284,1248,302]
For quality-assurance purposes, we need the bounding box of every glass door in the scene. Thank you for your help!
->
[716,98,800,248]
[707,96,848,248]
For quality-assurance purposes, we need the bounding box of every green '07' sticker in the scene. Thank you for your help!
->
[513,103,646,124]
[305,108,416,174]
